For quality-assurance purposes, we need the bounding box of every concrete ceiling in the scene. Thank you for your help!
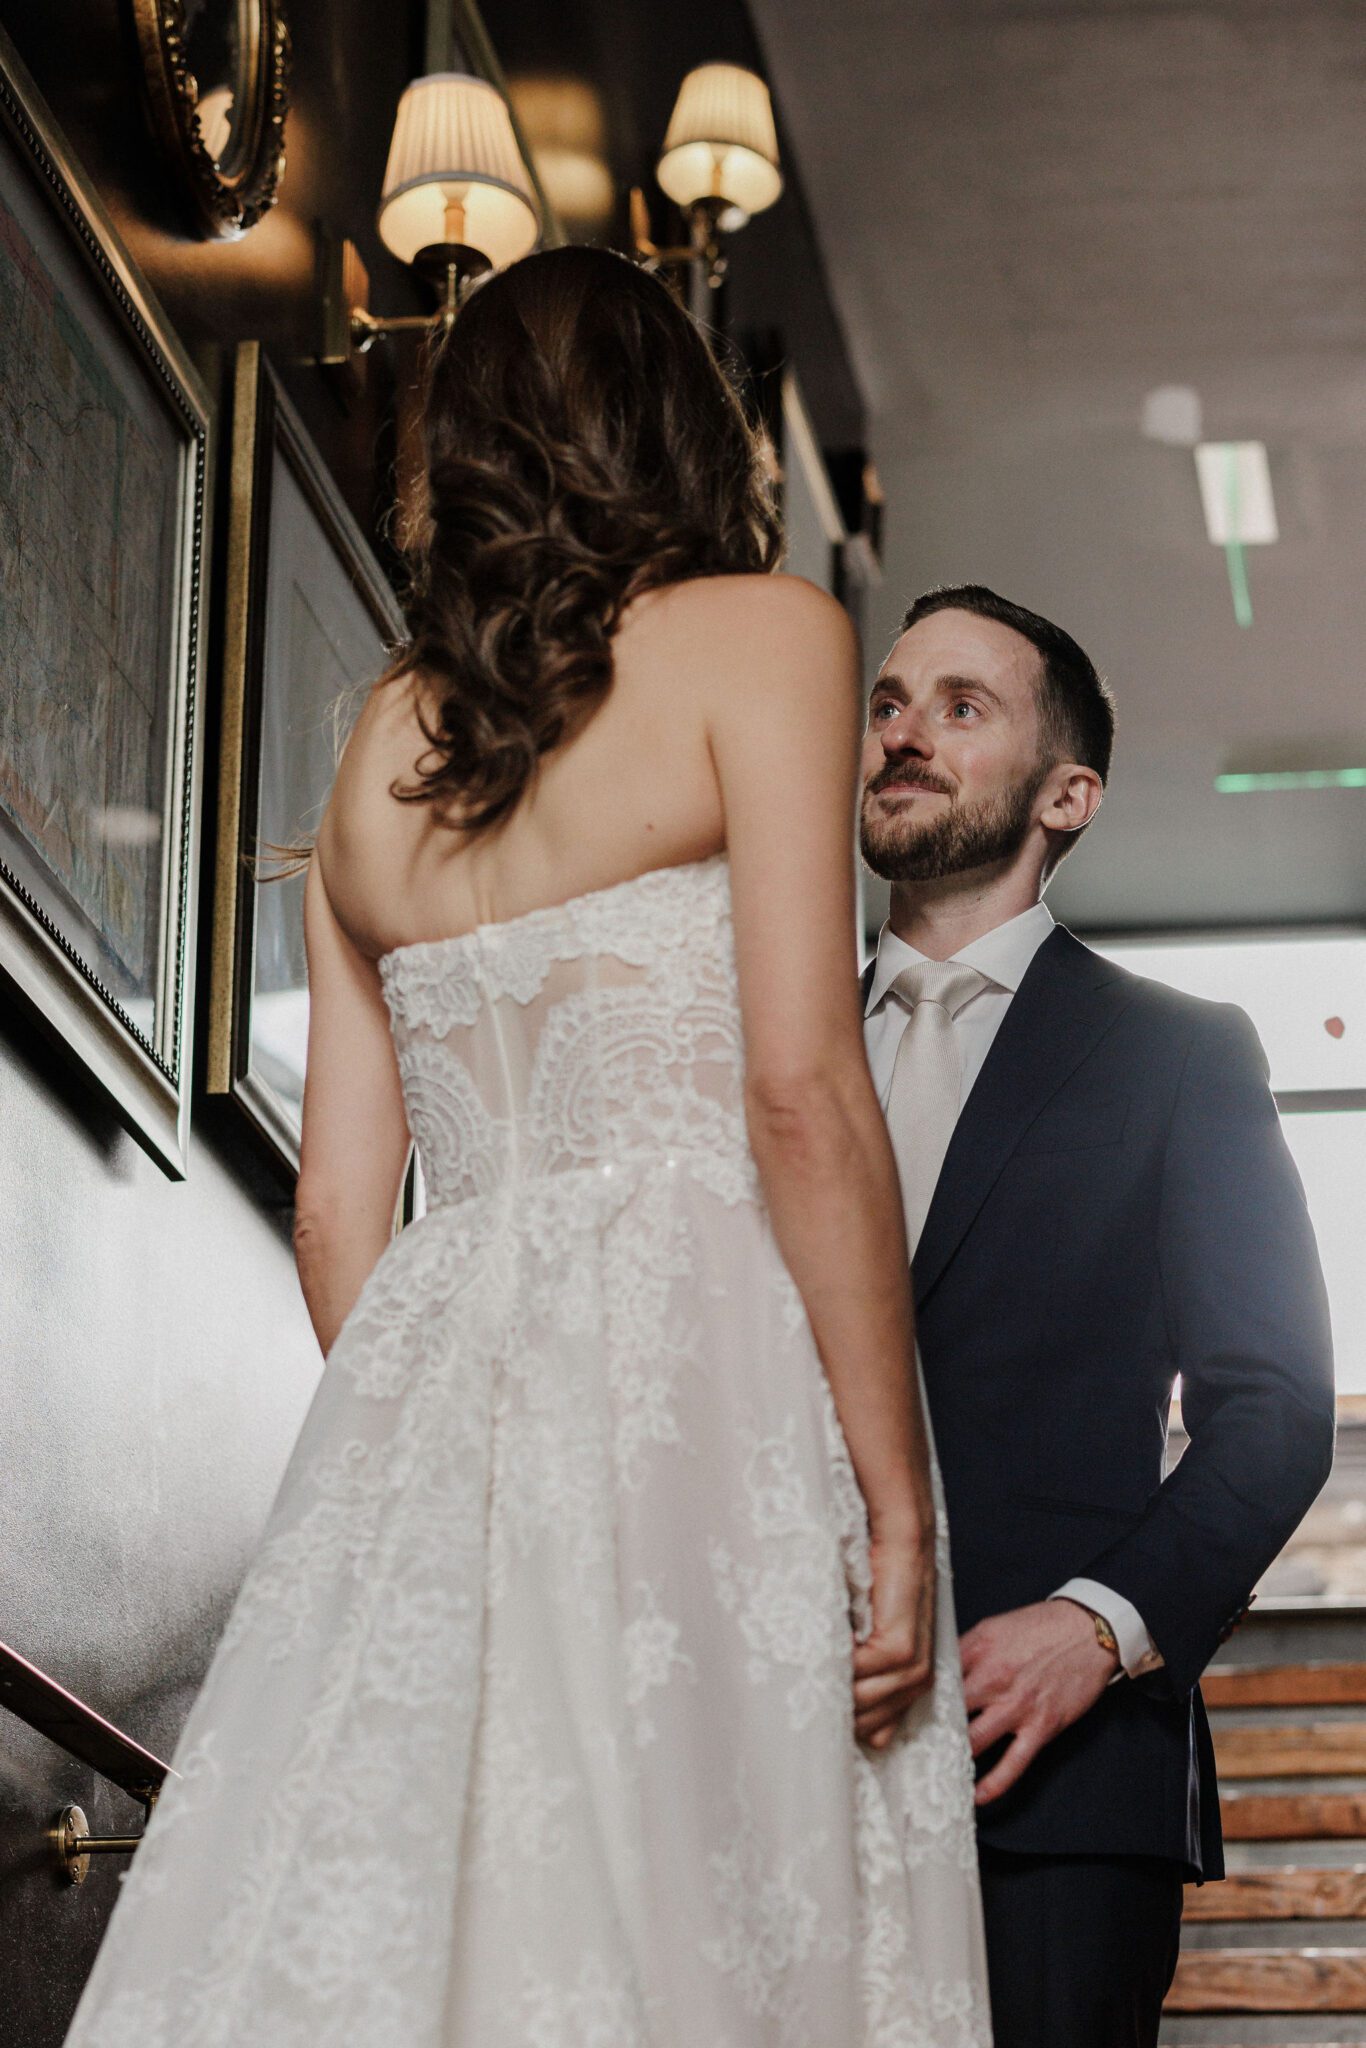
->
[747,0,1366,929]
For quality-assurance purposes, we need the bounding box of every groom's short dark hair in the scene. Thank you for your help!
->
[901,584,1115,788]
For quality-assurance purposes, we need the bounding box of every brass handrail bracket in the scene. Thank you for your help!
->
[50,1802,154,1886]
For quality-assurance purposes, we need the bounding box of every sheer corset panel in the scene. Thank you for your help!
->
[379,856,755,1212]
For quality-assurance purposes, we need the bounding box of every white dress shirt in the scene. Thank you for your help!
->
[863,903,1162,1680]
[864,902,1057,1113]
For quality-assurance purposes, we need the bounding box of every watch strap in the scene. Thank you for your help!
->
[1091,1608,1120,1658]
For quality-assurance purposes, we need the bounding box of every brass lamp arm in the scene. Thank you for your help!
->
[348,244,487,355]
[630,191,728,293]
[350,306,455,350]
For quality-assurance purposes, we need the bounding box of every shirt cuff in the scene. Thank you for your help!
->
[1050,1578,1165,1679]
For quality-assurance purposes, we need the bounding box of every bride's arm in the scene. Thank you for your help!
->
[294,856,413,1354]
[703,575,936,1740]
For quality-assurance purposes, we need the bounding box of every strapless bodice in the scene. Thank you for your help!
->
[378,856,752,1211]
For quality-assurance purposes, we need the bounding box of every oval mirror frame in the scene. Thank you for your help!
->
[129,0,291,239]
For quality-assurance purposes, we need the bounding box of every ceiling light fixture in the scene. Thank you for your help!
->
[1141,385,1203,447]
[1216,768,1366,794]
[1215,738,1366,794]
[1194,441,1277,630]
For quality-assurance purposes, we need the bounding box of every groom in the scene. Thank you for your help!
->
[859,585,1335,2048]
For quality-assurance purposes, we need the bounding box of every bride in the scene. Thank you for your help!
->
[66,246,989,2046]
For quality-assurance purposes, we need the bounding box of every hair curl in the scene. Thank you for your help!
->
[385,245,782,832]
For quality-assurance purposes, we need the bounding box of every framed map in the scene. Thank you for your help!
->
[208,345,404,1174]
[0,27,210,1176]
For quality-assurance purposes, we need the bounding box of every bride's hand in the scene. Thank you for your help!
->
[852,1509,937,1749]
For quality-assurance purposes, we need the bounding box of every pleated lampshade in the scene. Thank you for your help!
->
[656,63,783,219]
[377,73,540,270]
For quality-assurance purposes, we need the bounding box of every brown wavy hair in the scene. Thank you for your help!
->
[385,244,782,832]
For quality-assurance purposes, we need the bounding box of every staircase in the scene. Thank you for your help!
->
[1161,1659,1366,2046]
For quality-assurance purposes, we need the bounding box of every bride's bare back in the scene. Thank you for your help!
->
[298,562,938,1760]
[319,573,772,959]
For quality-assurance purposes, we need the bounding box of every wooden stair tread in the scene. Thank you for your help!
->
[1184,1868,1366,1921]
[1168,1669,1366,2029]
[1205,1665,1366,1709]
[1220,1792,1366,1841]
[1166,1947,1366,2012]
[1215,1726,1366,1779]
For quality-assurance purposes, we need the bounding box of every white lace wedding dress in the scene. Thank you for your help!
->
[66,855,990,2048]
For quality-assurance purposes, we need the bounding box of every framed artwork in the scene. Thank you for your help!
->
[773,368,886,954]
[0,26,211,1178]
[779,368,848,598]
[208,344,404,1174]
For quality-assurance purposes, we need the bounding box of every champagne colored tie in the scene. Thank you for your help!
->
[884,961,991,1254]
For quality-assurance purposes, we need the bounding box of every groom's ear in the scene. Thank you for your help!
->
[1040,763,1104,838]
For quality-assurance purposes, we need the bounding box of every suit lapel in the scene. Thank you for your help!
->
[911,927,1136,1307]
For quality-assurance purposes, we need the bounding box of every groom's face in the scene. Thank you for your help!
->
[859,610,1049,882]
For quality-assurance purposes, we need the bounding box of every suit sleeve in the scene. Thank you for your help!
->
[1080,1001,1336,1697]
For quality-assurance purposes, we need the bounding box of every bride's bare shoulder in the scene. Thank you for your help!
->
[631,571,855,658]
[319,673,432,851]
[348,668,435,779]
[622,575,859,734]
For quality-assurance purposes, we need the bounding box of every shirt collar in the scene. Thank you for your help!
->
[865,900,1055,1016]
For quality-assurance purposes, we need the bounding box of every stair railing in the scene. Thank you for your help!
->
[0,1636,173,1883]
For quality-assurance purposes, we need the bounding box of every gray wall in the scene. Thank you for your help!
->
[0,1011,320,2046]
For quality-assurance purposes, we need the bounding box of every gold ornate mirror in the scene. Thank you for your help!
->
[129,0,291,238]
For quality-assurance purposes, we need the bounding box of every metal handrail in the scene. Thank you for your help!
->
[0,1637,172,1800]
[0,1636,175,1881]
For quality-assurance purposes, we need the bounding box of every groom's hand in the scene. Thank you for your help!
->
[959,1599,1119,1805]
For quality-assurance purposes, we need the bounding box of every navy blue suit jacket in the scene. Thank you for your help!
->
[865,924,1335,1876]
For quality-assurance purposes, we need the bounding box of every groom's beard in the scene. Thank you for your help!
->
[859,762,1047,882]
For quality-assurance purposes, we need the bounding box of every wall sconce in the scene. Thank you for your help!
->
[632,62,782,297]
[330,72,541,357]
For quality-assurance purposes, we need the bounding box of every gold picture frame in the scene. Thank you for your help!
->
[208,344,404,1174]
[127,0,291,239]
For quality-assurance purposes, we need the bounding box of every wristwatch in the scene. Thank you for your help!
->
[1089,1609,1120,1659]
